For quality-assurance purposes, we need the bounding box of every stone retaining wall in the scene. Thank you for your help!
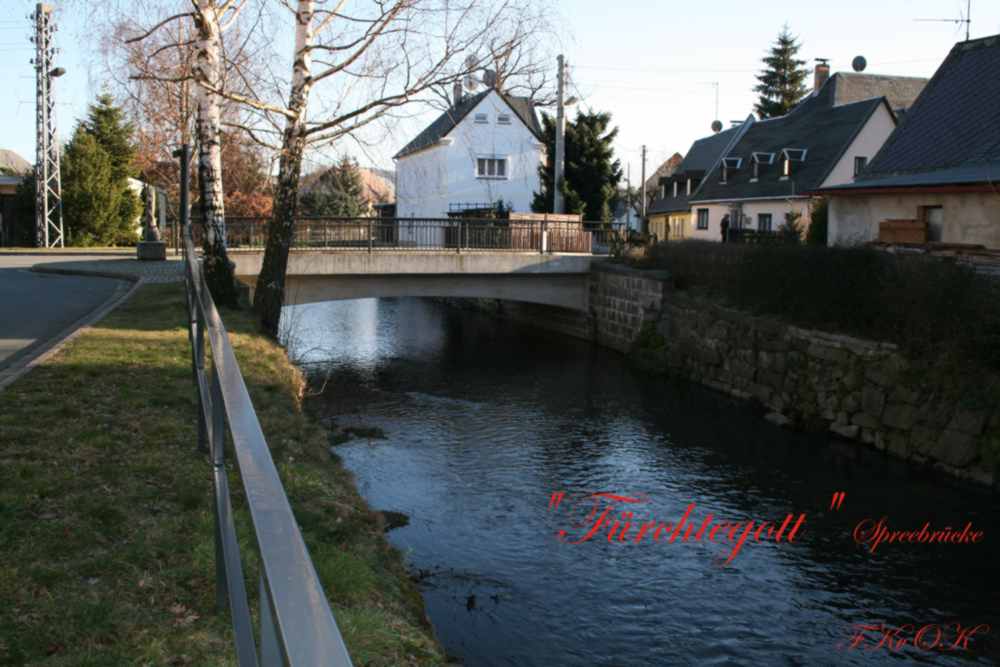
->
[588,264,999,487]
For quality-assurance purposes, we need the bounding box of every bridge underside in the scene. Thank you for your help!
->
[232,251,597,311]
[258,274,589,311]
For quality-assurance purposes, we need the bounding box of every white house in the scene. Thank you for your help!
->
[393,87,544,220]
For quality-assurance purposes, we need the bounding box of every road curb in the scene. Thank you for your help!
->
[0,270,144,391]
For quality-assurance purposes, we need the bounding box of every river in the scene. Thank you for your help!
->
[284,297,999,666]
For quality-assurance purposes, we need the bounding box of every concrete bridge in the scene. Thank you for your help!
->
[231,250,600,312]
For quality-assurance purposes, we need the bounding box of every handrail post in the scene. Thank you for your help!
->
[368,219,373,253]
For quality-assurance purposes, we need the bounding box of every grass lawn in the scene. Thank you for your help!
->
[0,283,445,666]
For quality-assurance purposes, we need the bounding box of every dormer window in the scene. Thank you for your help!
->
[751,152,775,182]
[780,148,807,179]
[720,157,741,184]
[474,113,489,124]
[672,181,678,198]
[686,178,692,195]
[497,113,511,125]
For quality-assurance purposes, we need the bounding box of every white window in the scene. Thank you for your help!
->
[476,157,507,178]
[673,182,678,198]
[686,178,692,195]
[497,113,511,125]
[474,113,488,124]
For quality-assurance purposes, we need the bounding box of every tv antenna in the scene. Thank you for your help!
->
[915,0,971,41]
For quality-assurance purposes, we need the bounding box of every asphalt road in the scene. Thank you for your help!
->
[0,266,125,371]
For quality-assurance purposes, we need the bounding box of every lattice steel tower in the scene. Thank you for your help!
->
[31,3,65,247]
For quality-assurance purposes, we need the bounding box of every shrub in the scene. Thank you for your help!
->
[637,241,1000,374]
[806,198,828,245]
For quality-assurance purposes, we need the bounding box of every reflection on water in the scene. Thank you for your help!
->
[285,297,999,667]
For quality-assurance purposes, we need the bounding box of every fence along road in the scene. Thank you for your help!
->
[183,224,353,666]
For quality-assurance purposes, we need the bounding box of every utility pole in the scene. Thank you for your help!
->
[31,3,65,248]
[554,54,566,214]
[625,163,631,230]
[639,145,648,235]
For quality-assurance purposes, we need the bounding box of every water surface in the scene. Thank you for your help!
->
[285,297,999,666]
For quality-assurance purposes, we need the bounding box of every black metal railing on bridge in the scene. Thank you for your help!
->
[190,216,602,254]
[183,222,353,666]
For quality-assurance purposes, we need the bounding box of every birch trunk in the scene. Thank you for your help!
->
[193,0,238,306]
[253,0,314,337]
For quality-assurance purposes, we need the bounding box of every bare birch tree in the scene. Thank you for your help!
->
[196,0,552,336]
[114,0,261,304]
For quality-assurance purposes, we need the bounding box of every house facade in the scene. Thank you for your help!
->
[394,88,544,220]
[822,34,1000,249]
[687,66,925,241]
[646,125,741,240]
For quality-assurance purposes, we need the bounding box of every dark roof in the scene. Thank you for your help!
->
[691,97,885,202]
[832,34,1000,190]
[0,149,30,175]
[394,89,542,159]
[647,126,741,214]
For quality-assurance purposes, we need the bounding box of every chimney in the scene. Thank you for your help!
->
[453,81,463,108]
[814,58,830,92]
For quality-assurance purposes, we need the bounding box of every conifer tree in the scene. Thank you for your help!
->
[532,110,622,221]
[61,132,138,246]
[300,157,366,217]
[83,93,136,182]
[753,26,809,119]
[58,94,140,246]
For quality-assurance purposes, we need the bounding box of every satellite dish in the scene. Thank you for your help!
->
[463,55,480,91]
[711,120,723,133]
[852,55,867,72]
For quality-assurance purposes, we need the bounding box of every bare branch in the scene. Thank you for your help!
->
[125,12,194,44]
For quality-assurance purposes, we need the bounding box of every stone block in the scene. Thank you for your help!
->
[861,385,885,417]
[764,412,791,427]
[885,431,910,459]
[882,403,917,430]
[925,429,978,468]
[889,385,920,405]
[807,343,849,364]
[851,412,880,429]
[948,409,988,436]
[137,241,167,261]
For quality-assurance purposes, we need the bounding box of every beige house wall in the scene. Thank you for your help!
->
[829,192,1000,248]
[820,104,896,188]
[689,199,812,241]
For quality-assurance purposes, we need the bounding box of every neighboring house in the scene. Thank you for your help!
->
[0,149,31,246]
[300,165,395,215]
[821,34,1000,249]
[610,195,640,230]
[641,153,684,213]
[393,86,544,220]
[646,125,741,240]
[687,63,922,241]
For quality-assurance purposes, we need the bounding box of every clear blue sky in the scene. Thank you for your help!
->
[1,0,997,178]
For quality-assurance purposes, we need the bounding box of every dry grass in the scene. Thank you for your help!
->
[0,284,444,666]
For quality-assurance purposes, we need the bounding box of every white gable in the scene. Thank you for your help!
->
[395,90,544,218]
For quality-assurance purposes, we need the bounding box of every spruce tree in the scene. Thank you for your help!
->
[532,110,623,221]
[61,132,137,246]
[753,26,809,119]
[300,156,366,217]
[83,93,136,182]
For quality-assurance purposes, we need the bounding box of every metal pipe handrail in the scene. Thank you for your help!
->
[183,225,353,666]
